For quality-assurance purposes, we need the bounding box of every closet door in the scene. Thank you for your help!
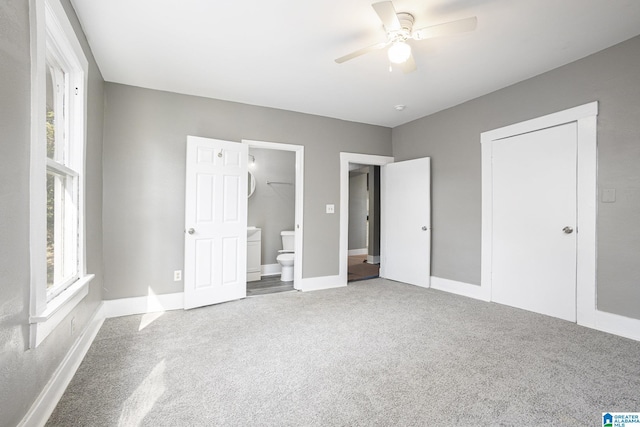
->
[491,123,577,321]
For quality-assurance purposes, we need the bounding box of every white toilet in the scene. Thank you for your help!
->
[276,230,295,282]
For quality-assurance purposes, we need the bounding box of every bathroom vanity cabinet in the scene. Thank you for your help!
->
[247,227,261,282]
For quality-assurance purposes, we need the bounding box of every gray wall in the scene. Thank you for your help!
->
[247,147,295,265]
[102,83,391,299]
[392,35,640,321]
[348,171,368,250]
[0,0,104,425]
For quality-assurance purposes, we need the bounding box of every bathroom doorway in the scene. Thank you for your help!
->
[347,164,381,282]
[242,140,304,294]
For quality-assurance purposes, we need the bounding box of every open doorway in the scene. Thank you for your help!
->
[243,139,304,295]
[347,165,381,282]
[339,153,394,286]
[340,153,432,289]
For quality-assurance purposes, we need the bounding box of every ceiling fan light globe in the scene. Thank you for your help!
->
[388,41,411,64]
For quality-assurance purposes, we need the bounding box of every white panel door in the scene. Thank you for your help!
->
[492,123,577,321]
[382,157,431,287]
[184,136,247,310]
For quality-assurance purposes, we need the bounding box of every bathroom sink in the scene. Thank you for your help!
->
[247,226,261,239]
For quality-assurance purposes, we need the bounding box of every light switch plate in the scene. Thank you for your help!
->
[326,204,335,214]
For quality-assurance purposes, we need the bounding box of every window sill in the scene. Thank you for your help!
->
[29,274,94,348]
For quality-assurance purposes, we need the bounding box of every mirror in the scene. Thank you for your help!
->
[248,170,256,198]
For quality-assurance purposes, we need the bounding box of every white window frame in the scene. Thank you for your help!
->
[29,0,93,348]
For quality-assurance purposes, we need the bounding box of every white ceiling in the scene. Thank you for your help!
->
[70,0,640,128]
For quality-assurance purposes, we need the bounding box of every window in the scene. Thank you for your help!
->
[30,0,92,348]
[46,41,80,300]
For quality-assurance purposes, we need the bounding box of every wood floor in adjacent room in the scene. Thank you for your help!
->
[347,254,379,282]
[246,275,295,296]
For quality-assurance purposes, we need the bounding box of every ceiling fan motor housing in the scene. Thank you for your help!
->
[392,12,415,41]
[397,12,415,30]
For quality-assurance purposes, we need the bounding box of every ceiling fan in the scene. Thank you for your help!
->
[335,1,477,73]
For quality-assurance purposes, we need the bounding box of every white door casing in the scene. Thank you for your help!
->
[242,139,304,290]
[339,153,394,287]
[381,157,431,288]
[491,123,578,321]
[184,136,248,310]
[481,101,598,327]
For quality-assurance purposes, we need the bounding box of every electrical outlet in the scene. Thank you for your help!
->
[174,270,182,281]
[326,204,335,214]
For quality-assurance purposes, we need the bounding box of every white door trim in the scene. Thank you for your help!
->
[242,139,304,290]
[339,153,395,286]
[481,101,598,327]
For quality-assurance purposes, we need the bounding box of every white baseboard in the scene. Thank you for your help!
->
[19,302,106,427]
[261,263,281,276]
[430,276,639,342]
[104,292,184,318]
[247,271,261,282]
[591,309,640,342]
[348,248,368,256]
[367,255,380,264]
[430,276,490,302]
[299,275,346,292]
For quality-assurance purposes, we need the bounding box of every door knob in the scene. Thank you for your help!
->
[421,226,428,231]
[562,226,573,234]
[187,228,195,235]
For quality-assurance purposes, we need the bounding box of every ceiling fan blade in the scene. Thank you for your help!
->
[412,16,477,40]
[372,1,401,32]
[335,41,389,64]
[400,53,416,74]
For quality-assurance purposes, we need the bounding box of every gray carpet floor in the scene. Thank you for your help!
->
[47,279,640,426]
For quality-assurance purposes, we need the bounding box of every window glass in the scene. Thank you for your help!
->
[46,171,56,288]
[45,59,67,163]
[45,64,56,159]
[46,169,78,292]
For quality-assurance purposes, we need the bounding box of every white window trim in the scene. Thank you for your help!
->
[29,0,91,348]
